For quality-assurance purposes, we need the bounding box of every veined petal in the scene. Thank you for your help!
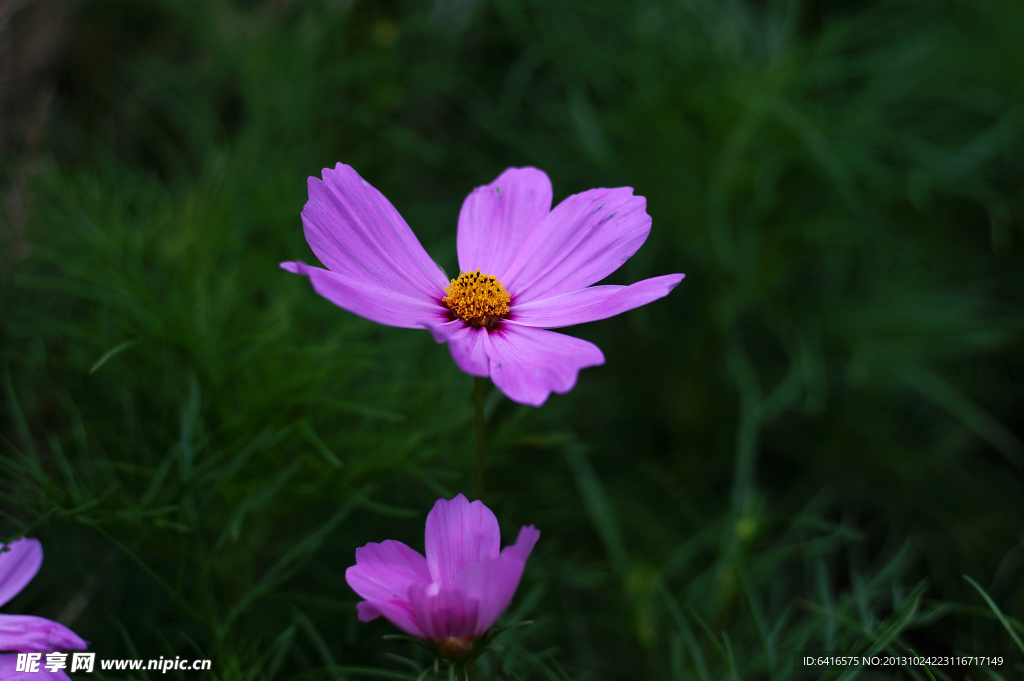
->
[408,584,479,639]
[356,600,425,638]
[513,274,685,328]
[503,525,541,563]
[483,323,604,407]
[455,526,540,634]
[422,319,462,344]
[502,187,652,303]
[445,326,489,377]
[301,164,449,297]
[0,539,42,608]
[456,168,552,281]
[0,653,73,680]
[424,495,500,587]
[281,261,449,329]
[345,540,431,603]
[0,615,87,654]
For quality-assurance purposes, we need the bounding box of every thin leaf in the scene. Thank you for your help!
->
[89,339,139,374]
[963,575,1024,653]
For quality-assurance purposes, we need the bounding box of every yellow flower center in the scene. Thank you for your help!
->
[435,636,475,661]
[442,269,511,327]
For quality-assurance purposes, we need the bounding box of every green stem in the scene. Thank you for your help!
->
[456,664,469,681]
[474,377,486,500]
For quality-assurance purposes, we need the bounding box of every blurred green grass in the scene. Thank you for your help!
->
[2,0,1023,679]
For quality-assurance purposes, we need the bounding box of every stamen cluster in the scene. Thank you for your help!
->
[443,270,511,327]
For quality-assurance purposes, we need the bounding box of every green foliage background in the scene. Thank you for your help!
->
[2,0,1023,678]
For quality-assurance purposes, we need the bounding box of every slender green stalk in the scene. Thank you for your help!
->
[456,664,469,681]
[474,377,486,500]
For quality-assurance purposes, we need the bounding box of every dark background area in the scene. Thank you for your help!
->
[2,0,1023,679]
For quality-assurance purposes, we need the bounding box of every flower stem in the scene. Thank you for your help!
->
[456,664,469,681]
[474,377,486,500]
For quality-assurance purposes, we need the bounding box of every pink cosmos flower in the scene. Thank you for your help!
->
[281,164,684,406]
[345,494,539,659]
[0,538,87,680]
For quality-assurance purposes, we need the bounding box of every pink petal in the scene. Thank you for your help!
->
[345,540,431,603]
[0,616,87,654]
[513,274,685,328]
[501,187,652,303]
[356,600,426,638]
[424,495,500,587]
[300,164,449,298]
[0,654,73,681]
[455,526,540,634]
[503,525,541,563]
[281,261,450,329]
[0,539,42,608]
[408,583,480,639]
[483,323,605,407]
[456,168,553,282]
[423,319,464,345]
[444,325,489,377]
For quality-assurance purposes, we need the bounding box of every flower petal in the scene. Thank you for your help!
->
[445,326,489,377]
[503,525,541,563]
[281,261,449,329]
[300,164,449,297]
[345,540,431,603]
[408,583,480,639]
[0,616,87,654]
[502,187,652,303]
[455,526,540,635]
[482,323,604,407]
[513,274,685,328]
[456,168,552,281]
[0,653,73,680]
[424,495,500,587]
[421,319,462,344]
[356,599,425,638]
[0,539,42,609]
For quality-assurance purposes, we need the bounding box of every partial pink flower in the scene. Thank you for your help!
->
[0,615,87,654]
[282,164,684,406]
[345,494,539,657]
[0,539,87,680]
